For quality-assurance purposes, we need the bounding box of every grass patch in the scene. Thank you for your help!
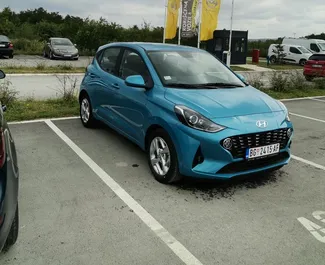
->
[261,88,325,100]
[2,66,85,74]
[230,66,253,71]
[5,98,79,122]
[249,62,303,70]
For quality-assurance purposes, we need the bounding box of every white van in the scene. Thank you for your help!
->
[268,44,313,65]
[283,38,325,54]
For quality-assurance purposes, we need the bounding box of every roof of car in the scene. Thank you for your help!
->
[99,42,201,52]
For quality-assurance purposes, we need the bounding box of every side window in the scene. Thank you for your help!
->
[119,50,150,83]
[99,48,121,75]
[289,47,301,54]
[310,43,320,52]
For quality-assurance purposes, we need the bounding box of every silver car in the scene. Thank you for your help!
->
[43,37,79,60]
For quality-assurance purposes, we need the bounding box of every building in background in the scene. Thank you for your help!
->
[206,29,248,65]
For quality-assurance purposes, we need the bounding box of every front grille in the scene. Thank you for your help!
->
[221,129,289,159]
[218,152,290,174]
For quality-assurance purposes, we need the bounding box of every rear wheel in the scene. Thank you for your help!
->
[80,94,96,128]
[3,204,19,251]
[299,59,307,66]
[147,129,182,184]
[305,75,314,82]
[9,54,13,59]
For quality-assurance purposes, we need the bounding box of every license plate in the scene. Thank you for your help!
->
[312,64,322,68]
[64,54,71,57]
[0,44,5,47]
[246,143,280,159]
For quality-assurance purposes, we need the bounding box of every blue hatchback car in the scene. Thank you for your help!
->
[79,42,293,184]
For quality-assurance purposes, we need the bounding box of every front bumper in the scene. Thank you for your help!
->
[52,52,79,59]
[172,112,293,179]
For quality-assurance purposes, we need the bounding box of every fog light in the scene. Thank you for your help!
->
[223,138,232,150]
[287,128,293,138]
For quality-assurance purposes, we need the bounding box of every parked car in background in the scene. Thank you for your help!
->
[283,38,325,55]
[0,70,20,252]
[79,42,293,184]
[0,35,14,59]
[303,54,325,81]
[43,37,79,60]
[268,44,312,65]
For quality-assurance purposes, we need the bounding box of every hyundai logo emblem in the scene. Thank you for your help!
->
[256,120,268,128]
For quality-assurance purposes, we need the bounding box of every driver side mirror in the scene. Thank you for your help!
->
[74,43,77,47]
[0,70,5,79]
[125,75,147,89]
[236,73,246,82]
[2,105,6,112]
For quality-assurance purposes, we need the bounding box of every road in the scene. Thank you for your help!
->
[0,98,325,265]
[0,55,93,68]
[2,70,305,100]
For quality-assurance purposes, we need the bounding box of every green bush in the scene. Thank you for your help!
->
[12,38,44,55]
[269,72,289,92]
[0,80,19,107]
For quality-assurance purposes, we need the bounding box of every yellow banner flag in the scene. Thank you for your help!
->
[200,0,222,41]
[165,0,181,40]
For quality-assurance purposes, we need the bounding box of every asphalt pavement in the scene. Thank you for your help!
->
[0,55,93,68]
[0,98,324,265]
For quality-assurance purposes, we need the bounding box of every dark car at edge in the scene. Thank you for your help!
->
[0,35,14,59]
[0,69,19,252]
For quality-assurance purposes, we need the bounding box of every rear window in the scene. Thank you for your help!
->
[0,35,9,42]
[309,54,325,61]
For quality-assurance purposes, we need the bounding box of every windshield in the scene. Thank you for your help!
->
[52,38,73,46]
[298,46,311,54]
[0,35,9,42]
[318,43,325,51]
[147,50,245,88]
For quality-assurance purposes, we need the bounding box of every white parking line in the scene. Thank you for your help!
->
[45,120,203,265]
[292,155,325,171]
[8,116,79,125]
[289,113,325,123]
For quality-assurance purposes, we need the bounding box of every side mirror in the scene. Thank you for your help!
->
[125,75,147,89]
[0,70,5,79]
[236,73,246,82]
[74,43,77,47]
[2,105,6,112]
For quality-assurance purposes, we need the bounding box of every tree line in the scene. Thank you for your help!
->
[0,7,324,56]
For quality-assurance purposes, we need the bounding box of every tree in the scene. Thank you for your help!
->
[272,44,286,64]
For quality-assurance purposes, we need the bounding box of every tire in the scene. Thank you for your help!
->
[299,59,307,66]
[80,93,96,128]
[43,50,47,58]
[3,204,19,251]
[147,129,182,184]
[49,50,54,60]
[270,56,276,64]
[9,54,13,59]
[305,75,314,82]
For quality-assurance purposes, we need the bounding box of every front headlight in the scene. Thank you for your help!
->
[278,101,290,122]
[174,105,225,133]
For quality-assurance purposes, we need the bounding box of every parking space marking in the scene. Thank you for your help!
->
[45,120,203,265]
[289,113,325,123]
[8,116,79,125]
[292,155,325,171]
[297,211,325,243]
[309,98,325,103]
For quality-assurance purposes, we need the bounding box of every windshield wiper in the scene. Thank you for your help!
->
[166,83,207,89]
[198,83,244,88]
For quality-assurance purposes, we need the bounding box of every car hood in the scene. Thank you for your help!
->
[53,45,77,52]
[164,86,284,119]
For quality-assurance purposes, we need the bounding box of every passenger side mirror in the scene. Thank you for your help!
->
[2,105,6,112]
[0,70,5,79]
[125,75,147,89]
[236,73,246,82]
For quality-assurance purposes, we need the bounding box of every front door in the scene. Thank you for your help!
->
[286,46,302,63]
[111,48,152,144]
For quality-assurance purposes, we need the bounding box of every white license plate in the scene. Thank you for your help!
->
[64,54,71,57]
[312,64,322,68]
[0,44,5,47]
[246,143,280,159]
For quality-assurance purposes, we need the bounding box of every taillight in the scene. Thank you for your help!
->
[0,130,6,168]
[9,43,13,48]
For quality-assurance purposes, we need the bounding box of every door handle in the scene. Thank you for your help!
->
[112,83,119,89]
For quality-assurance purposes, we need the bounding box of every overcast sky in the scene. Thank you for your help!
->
[1,0,325,39]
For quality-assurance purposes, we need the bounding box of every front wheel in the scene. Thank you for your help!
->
[299,59,307,66]
[147,129,182,184]
[3,204,19,251]
[80,94,96,128]
[270,56,277,64]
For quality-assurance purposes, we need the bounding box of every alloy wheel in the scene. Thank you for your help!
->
[81,98,90,124]
[149,137,171,176]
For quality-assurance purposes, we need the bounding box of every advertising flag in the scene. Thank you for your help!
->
[165,0,181,40]
[181,0,198,38]
[200,0,221,41]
